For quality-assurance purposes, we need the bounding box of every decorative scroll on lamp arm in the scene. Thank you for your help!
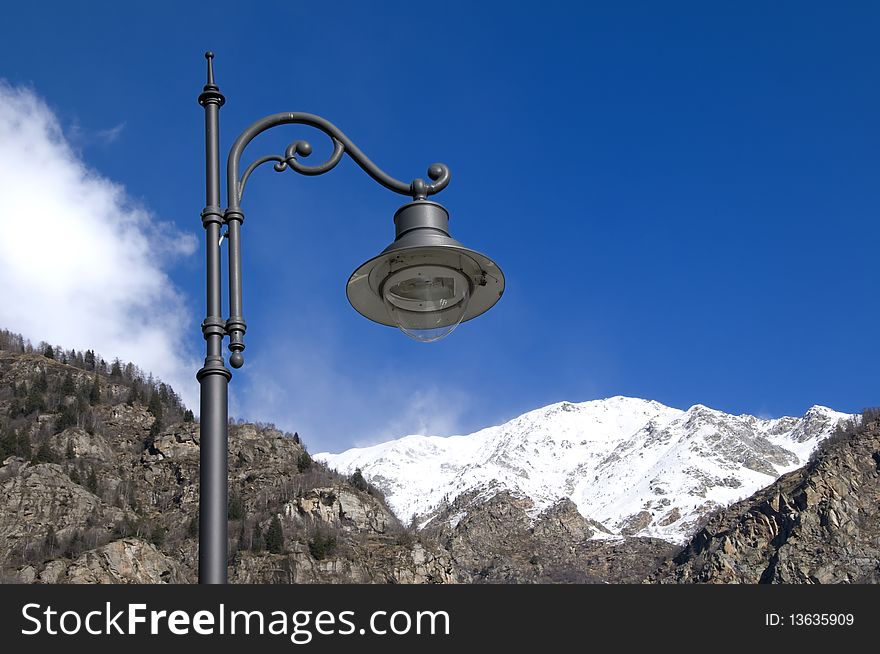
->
[220,109,452,369]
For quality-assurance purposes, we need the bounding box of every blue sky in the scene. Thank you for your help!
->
[0,2,878,451]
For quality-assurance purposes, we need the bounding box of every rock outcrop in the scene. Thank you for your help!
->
[652,419,880,583]
[0,460,129,568]
[284,487,392,534]
[230,541,456,584]
[17,539,191,584]
[424,490,677,583]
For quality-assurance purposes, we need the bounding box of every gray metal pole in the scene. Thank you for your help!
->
[197,52,231,584]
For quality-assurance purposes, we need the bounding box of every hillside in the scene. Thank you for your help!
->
[651,412,880,583]
[0,331,453,583]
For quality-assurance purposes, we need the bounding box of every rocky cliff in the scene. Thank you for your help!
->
[0,344,456,584]
[423,490,677,583]
[651,415,880,583]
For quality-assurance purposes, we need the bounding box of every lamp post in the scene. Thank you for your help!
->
[195,52,505,584]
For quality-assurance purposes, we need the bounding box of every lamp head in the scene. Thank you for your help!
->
[346,200,505,342]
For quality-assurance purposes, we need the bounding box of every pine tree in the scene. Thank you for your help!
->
[34,370,48,393]
[297,451,312,473]
[228,495,244,520]
[265,515,284,553]
[146,414,163,451]
[126,385,141,406]
[308,528,337,561]
[183,409,194,423]
[64,530,82,558]
[33,441,57,463]
[251,523,265,552]
[187,516,199,538]
[24,382,46,415]
[43,345,55,359]
[88,374,101,405]
[54,403,78,433]
[110,359,122,378]
[351,468,369,492]
[61,372,76,396]
[150,523,166,547]
[147,390,164,419]
[84,350,96,371]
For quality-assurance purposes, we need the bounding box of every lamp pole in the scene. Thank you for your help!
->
[196,53,229,585]
[195,53,504,584]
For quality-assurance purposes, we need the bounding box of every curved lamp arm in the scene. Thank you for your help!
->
[221,113,451,370]
[227,112,450,208]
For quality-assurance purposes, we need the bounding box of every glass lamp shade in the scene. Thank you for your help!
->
[381,265,471,342]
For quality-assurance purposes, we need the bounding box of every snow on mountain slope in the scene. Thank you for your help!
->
[316,397,851,543]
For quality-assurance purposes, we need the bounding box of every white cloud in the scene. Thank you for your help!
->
[94,122,126,144]
[0,82,199,408]
[232,331,473,452]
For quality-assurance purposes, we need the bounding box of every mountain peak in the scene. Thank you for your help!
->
[317,397,851,544]
[803,404,850,420]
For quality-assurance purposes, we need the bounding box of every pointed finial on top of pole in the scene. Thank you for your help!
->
[198,51,225,107]
[205,51,216,86]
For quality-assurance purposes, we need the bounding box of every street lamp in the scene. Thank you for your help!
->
[196,53,505,584]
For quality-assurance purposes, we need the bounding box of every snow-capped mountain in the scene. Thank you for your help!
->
[316,397,851,543]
